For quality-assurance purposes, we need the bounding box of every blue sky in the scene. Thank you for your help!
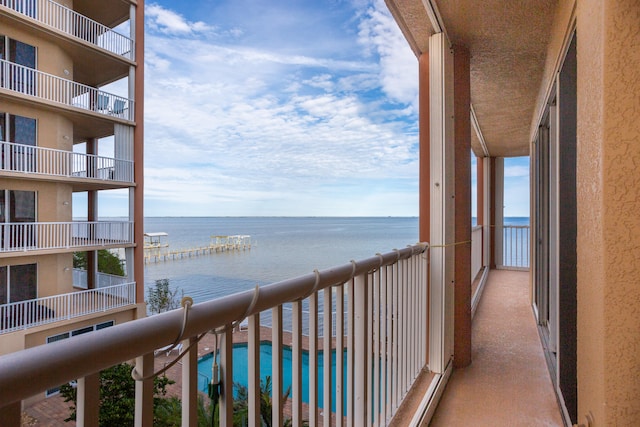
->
[92,0,530,217]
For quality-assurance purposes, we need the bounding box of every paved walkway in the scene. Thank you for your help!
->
[430,270,564,426]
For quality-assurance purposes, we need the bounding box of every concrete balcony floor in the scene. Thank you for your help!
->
[430,270,564,426]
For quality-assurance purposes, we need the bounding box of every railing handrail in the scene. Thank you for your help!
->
[0,243,427,405]
[0,282,134,311]
[0,58,134,121]
[0,0,133,59]
[0,140,132,163]
[2,220,133,226]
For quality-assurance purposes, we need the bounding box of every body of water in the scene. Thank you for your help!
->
[143,216,528,304]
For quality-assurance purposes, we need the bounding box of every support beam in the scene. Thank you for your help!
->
[419,51,430,243]
[133,0,145,306]
[453,45,472,368]
[428,32,455,374]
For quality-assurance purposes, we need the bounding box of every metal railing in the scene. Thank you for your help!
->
[0,282,136,334]
[0,0,133,59]
[502,225,530,269]
[471,225,483,280]
[0,140,134,183]
[73,269,128,290]
[0,221,133,252]
[0,59,134,121]
[0,244,429,426]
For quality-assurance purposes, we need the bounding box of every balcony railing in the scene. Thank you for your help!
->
[0,140,134,183]
[0,244,428,426]
[0,221,133,252]
[73,269,128,290]
[0,0,133,59]
[502,225,530,269]
[0,59,134,121]
[0,282,136,334]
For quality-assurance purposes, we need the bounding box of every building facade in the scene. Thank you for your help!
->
[0,0,145,391]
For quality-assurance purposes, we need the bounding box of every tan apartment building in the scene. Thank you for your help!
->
[0,0,144,398]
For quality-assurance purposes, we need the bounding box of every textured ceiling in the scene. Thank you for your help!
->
[386,0,557,157]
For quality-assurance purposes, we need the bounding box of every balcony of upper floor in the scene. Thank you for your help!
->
[0,58,134,129]
[0,139,134,190]
[0,0,134,87]
[0,279,136,335]
[0,220,133,257]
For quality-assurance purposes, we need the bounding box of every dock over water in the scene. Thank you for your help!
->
[144,234,251,264]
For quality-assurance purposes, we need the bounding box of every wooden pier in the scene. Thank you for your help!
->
[144,234,252,264]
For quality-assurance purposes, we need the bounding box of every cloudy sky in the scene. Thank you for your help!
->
[98,0,529,218]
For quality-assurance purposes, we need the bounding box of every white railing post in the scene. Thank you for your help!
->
[181,337,198,427]
[323,287,333,427]
[353,272,368,426]
[309,291,318,426]
[248,313,260,427]
[271,306,283,427]
[219,326,234,427]
[0,401,21,427]
[335,283,345,427]
[134,353,154,427]
[292,300,303,426]
[76,373,100,426]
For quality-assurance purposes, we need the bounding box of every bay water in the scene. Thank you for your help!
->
[143,216,528,304]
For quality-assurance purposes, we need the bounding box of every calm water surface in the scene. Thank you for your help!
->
[143,217,419,303]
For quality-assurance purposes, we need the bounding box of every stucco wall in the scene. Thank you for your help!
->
[576,0,640,424]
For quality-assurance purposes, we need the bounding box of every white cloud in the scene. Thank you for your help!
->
[357,0,418,108]
[146,3,212,35]
[140,1,420,216]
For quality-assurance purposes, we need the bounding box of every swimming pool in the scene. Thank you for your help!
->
[197,342,347,411]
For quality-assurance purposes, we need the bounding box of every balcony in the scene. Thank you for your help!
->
[0,0,133,60]
[0,221,133,254]
[0,140,134,186]
[72,269,129,290]
[0,245,430,426]
[0,242,563,425]
[0,59,134,121]
[0,282,136,334]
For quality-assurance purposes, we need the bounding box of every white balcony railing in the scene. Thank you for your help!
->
[0,140,134,183]
[471,225,483,280]
[0,0,133,59]
[0,282,136,334]
[0,221,133,253]
[73,269,128,290]
[0,244,429,426]
[0,59,134,121]
[502,225,530,269]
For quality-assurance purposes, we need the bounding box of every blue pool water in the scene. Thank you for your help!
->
[198,342,347,412]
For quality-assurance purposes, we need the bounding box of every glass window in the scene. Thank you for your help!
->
[10,190,35,223]
[9,263,36,302]
[9,39,35,68]
[10,115,36,146]
[0,266,6,305]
